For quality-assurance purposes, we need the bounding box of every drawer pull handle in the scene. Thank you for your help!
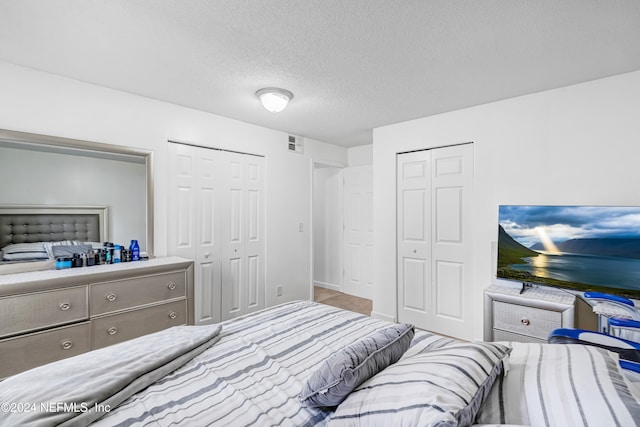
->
[59,302,71,311]
[61,340,73,350]
[108,326,118,335]
[106,293,117,302]
[520,318,531,326]
[169,312,177,320]
[168,282,176,290]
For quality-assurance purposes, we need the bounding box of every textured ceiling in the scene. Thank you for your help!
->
[1,1,640,147]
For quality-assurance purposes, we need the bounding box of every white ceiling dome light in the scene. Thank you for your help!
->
[256,87,293,113]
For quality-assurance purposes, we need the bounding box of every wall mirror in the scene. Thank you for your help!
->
[0,128,154,275]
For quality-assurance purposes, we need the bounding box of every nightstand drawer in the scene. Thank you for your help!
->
[0,286,88,338]
[0,322,91,378]
[493,328,547,344]
[493,300,561,341]
[92,299,187,349]
[90,271,186,316]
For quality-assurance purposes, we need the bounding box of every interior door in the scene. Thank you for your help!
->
[194,148,222,324]
[167,142,221,324]
[220,151,265,320]
[397,143,474,340]
[343,165,374,299]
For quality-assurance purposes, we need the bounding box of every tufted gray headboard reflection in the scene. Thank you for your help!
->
[0,206,108,250]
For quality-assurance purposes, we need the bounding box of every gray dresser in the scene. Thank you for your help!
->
[0,257,194,379]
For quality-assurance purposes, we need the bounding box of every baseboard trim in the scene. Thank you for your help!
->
[313,281,341,292]
[371,311,396,323]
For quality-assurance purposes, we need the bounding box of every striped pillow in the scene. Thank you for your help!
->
[475,342,640,426]
[299,323,415,408]
[329,341,511,426]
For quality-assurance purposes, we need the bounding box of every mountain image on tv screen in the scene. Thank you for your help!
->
[497,205,640,299]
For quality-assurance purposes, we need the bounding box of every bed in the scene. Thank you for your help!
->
[0,205,108,265]
[1,300,639,426]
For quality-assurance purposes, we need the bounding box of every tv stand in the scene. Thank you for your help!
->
[484,283,575,343]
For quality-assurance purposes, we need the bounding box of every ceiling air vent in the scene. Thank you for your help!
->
[288,135,304,154]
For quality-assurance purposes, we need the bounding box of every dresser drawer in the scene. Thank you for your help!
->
[90,271,186,316]
[92,299,187,349]
[0,322,91,379]
[493,300,561,341]
[0,286,88,338]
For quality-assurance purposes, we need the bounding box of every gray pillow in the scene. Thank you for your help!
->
[299,323,415,408]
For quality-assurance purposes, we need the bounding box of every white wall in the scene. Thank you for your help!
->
[312,165,343,290]
[348,144,373,166]
[373,70,640,339]
[0,61,348,305]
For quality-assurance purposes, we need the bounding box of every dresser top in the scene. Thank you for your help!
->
[0,257,193,296]
[485,283,576,306]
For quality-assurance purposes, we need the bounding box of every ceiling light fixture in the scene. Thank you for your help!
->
[256,87,293,113]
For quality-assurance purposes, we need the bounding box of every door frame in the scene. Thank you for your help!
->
[309,159,345,300]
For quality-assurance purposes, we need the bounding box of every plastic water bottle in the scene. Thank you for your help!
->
[113,245,122,263]
[130,240,140,261]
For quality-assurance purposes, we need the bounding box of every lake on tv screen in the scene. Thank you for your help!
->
[509,252,640,291]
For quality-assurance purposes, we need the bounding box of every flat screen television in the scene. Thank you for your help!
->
[497,205,640,299]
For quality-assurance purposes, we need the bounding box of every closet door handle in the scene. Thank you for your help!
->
[204,252,211,259]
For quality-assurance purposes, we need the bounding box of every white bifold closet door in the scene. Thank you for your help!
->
[397,143,474,340]
[168,142,265,324]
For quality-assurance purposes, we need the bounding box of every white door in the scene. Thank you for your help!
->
[397,143,474,340]
[194,148,223,324]
[343,165,374,299]
[168,142,221,324]
[168,143,265,323]
[220,151,265,320]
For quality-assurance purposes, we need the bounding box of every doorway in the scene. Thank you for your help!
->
[312,162,343,293]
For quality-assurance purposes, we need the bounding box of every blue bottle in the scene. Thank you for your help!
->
[130,239,140,261]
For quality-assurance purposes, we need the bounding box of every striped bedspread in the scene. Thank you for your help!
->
[93,301,455,426]
[475,341,640,427]
[4,300,640,426]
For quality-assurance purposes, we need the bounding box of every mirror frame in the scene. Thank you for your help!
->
[0,128,154,275]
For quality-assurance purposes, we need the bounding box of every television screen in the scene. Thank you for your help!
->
[497,205,640,299]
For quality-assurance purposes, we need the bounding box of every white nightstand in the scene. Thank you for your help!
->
[484,284,575,343]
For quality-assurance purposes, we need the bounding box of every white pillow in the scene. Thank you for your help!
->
[329,341,511,426]
[1,242,49,260]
